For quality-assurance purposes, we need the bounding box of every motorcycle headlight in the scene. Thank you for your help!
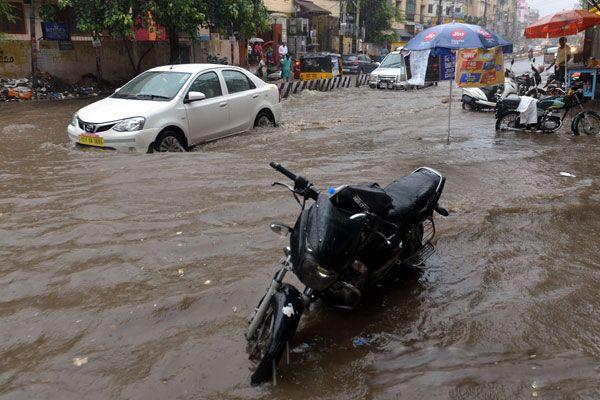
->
[70,113,78,127]
[297,256,338,292]
[113,117,145,132]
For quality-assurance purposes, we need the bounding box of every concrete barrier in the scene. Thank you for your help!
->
[277,73,375,100]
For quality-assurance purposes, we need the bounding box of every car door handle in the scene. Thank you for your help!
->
[219,102,227,107]
[252,94,259,99]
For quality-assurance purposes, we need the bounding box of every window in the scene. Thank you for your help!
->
[189,71,222,99]
[222,70,255,94]
[1,2,26,34]
[428,4,434,14]
[406,0,416,20]
[112,71,191,101]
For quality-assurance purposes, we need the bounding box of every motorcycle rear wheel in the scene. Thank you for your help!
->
[496,111,522,131]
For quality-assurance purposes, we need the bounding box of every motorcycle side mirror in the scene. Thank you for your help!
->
[511,59,515,65]
[270,222,292,237]
[532,58,536,63]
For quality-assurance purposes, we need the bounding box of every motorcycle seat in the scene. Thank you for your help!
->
[502,95,521,109]
[384,168,443,225]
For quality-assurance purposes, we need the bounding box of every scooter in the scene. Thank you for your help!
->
[495,82,600,135]
[461,59,519,111]
[246,162,448,385]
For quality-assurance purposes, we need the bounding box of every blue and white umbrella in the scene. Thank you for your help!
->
[405,22,512,55]
[405,23,513,143]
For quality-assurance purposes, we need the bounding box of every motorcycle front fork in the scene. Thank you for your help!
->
[246,254,312,341]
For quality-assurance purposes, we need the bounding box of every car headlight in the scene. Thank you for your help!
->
[113,117,145,132]
[370,74,378,80]
[70,113,78,127]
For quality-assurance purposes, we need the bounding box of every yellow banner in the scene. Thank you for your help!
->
[455,47,504,88]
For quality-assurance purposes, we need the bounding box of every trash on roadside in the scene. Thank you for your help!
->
[559,172,576,177]
[204,279,211,285]
[72,356,88,366]
[353,338,367,347]
[177,267,185,276]
[1,71,112,102]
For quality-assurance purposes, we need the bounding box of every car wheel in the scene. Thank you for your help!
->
[254,110,275,128]
[154,130,186,152]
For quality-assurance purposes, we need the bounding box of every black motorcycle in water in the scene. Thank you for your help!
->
[246,162,448,385]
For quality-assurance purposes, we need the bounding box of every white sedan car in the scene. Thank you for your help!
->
[67,64,282,152]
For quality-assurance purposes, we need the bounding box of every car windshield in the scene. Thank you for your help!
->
[379,53,404,68]
[343,55,357,61]
[112,71,192,101]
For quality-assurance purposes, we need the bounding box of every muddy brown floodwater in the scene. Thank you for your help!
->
[1,83,599,400]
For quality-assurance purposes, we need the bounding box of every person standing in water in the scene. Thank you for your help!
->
[281,54,292,82]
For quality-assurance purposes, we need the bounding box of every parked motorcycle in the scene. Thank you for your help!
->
[517,60,546,98]
[461,59,518,111]
[495,82,600,135]
[246,162,448,385]
[207,54,228,65]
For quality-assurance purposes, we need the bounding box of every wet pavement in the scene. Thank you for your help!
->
[1,81,599,399]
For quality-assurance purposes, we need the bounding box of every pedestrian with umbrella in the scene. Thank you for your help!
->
[404,22,512,143]
[524,9,600,86]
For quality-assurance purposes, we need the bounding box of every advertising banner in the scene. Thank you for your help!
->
[439,53,456,81]
[455,46,504,88]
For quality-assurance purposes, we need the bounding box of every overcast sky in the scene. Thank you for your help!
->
[528,0,580,16]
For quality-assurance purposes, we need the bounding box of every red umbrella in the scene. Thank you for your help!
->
[524,9,600,84]
[524,9,600,38]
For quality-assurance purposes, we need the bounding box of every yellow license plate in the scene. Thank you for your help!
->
[79,135,104,147]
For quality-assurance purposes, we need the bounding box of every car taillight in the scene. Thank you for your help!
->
[294,61,300,67]
[353,60,360,65]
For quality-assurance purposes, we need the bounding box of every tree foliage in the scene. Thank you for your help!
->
[201,0,270,39]
[0,0,16,40]
[357,0,400,44]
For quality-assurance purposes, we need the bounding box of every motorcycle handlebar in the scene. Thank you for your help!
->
[270,161,297,181]
[270,161,319,200]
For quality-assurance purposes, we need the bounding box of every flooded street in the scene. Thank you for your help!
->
[1,82,599,399]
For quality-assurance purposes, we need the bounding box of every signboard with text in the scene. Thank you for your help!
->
[42,22,69,41]
[455,47,504,88]
[439,53,456,81]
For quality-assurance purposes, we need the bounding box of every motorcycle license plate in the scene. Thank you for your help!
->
[79,134,104,147]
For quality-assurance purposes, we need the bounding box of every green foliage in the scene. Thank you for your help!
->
[38,4,57,22]
[149,0,205,39]
[201,0,270,39]
[0,0,14,21]
[360,0,398,43]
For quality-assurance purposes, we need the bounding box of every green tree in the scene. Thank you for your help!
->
[202,0,269,38]
[0,0,15,39]
[58,0,157,74]
[148,0,205,63]
[356,0,400,44]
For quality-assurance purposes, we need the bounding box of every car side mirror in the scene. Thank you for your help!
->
[185,91,206,103]
[375,62,381,67]
[114,87,121,93]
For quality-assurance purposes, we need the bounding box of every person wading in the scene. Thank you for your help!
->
[281,54,292,82]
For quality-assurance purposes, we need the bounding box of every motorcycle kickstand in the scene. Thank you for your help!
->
[286,341,290,365]
[272,358,277,386]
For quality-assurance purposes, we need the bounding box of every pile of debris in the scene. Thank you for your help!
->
[1,71,109,102]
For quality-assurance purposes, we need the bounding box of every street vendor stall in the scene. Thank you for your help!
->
[567,65,600,99]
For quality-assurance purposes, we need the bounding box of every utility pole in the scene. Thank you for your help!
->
[437,0,443,25]
[29,0,37,90]
[483,0,488,27]
[339,0,344,53]
[352,0,360,53]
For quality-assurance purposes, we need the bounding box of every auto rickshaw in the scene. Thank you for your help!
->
[299,53,343,81]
